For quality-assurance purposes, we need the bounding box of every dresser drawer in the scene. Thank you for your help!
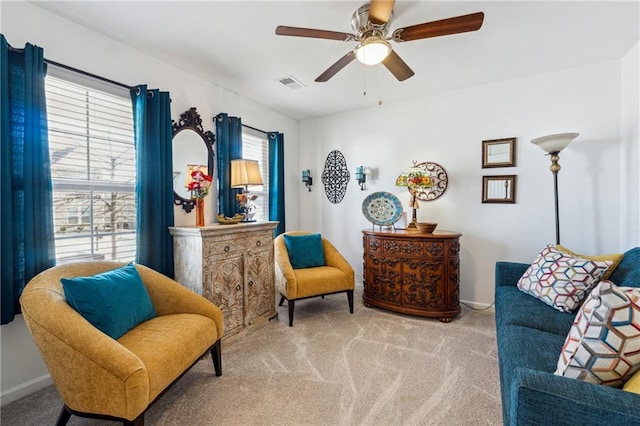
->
[204,231,271,255]
[378,239,443,258]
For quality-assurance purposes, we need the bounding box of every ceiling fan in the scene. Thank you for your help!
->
[275,0,484,83]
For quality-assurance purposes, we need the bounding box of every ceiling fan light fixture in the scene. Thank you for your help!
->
[355,36,391,65]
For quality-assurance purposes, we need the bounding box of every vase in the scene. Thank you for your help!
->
[195,198,205,227]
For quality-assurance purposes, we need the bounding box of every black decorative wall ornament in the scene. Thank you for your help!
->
[321,150,350,204]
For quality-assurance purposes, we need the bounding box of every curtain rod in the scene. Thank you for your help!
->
[242,123,268,135]
[46,59,134,90]
[7,44,134,90]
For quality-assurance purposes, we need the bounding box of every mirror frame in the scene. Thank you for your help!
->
[172,108,215,212]
[482,175,517,204]
[482,137,516,168]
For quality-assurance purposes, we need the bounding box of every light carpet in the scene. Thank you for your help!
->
[1,286,502,425]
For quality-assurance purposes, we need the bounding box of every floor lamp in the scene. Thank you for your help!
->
[531,132,579,245]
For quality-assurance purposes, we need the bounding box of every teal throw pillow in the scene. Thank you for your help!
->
[62,263,157,340]
[283,234,326,269]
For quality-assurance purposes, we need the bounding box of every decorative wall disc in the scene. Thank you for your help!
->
[321,150,350,204]
[414,162,448,201]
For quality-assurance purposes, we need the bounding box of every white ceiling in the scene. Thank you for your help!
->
[30,1,640,121]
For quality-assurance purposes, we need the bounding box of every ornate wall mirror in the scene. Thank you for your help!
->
[482,138,516,168]
[172,108,215,212]
[482,175,516,203]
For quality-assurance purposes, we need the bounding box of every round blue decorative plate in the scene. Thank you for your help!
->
[361,192,403,226]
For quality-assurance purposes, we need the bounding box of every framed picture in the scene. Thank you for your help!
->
[482,175,516,204]
[482,138,516,168]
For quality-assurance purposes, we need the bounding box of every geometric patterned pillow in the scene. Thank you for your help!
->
[517,245,612,312]
[556,244,623,281]
[555,280,640,387]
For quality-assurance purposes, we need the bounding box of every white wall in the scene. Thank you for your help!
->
[620,41,640,249]
[1,1,299,404]
[298,59,630,307]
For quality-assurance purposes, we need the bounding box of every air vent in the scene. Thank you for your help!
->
[277,75,306,90]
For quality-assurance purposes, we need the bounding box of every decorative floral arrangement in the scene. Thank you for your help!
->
[187,170,212,199]
[236,192,258,213]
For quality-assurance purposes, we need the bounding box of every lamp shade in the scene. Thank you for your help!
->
[231,159,263,187]
[531,132,579,153]
[355,36,392,65]
[396,164,432,188]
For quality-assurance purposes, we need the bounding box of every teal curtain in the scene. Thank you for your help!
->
[215,113,243,217]
[268,131,285,236]
[1,35,55,324]
[130,85,174,278]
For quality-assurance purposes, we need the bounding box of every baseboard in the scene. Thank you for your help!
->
[0,374,52,406]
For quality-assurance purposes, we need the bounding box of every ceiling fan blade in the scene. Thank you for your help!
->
[368,0,395,25]
[392,12,484,42]
[315,52,356,82]
[381,50,414,81]
[276,26,355,42]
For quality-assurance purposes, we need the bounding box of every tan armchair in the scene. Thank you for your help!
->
[274,232,355,326]
[19,261,224,426]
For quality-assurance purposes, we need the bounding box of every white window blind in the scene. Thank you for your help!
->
[242,130,269,222]
[45,73,137,264]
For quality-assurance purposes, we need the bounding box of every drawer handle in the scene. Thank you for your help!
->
[224,246,230,252]
[236,285,241,291]
[256,240,262,247]
[248,280,254,287]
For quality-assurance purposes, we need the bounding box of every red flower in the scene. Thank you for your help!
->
[188,171,212,199]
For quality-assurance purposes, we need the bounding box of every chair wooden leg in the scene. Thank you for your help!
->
[347,290,354,314]
[211,340,222,377]
[288,299,295,326]
[56,405,72,426]
[279,295,285,306]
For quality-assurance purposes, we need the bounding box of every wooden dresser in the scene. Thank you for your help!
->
[362,229,462,322]
[169,221,278,339]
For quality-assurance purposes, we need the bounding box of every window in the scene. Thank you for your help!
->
[242,129,269,222]
[45,69,136,264]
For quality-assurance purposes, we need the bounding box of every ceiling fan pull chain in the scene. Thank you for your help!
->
[363,62,367,96]
[378,63,383,105]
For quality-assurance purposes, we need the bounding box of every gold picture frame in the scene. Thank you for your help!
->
[482,138,516,168]
[482,175,516,204]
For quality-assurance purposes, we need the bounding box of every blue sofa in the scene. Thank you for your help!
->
[495,247,640,425]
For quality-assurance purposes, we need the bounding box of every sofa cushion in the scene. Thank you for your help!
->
[495,286,575,336]
[292,266,353,299]
[118,313,218,401]
[62,263,157,340]
[283,233,326,269]
[517,245,612,312]
[496,324,567,423]
[498,325,568,374]
[609,247,640,288]
[556,244,623,280]
[556,280,640,387]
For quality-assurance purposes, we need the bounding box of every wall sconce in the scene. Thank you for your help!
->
[355,166,366,190]
[302,169,312,191]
